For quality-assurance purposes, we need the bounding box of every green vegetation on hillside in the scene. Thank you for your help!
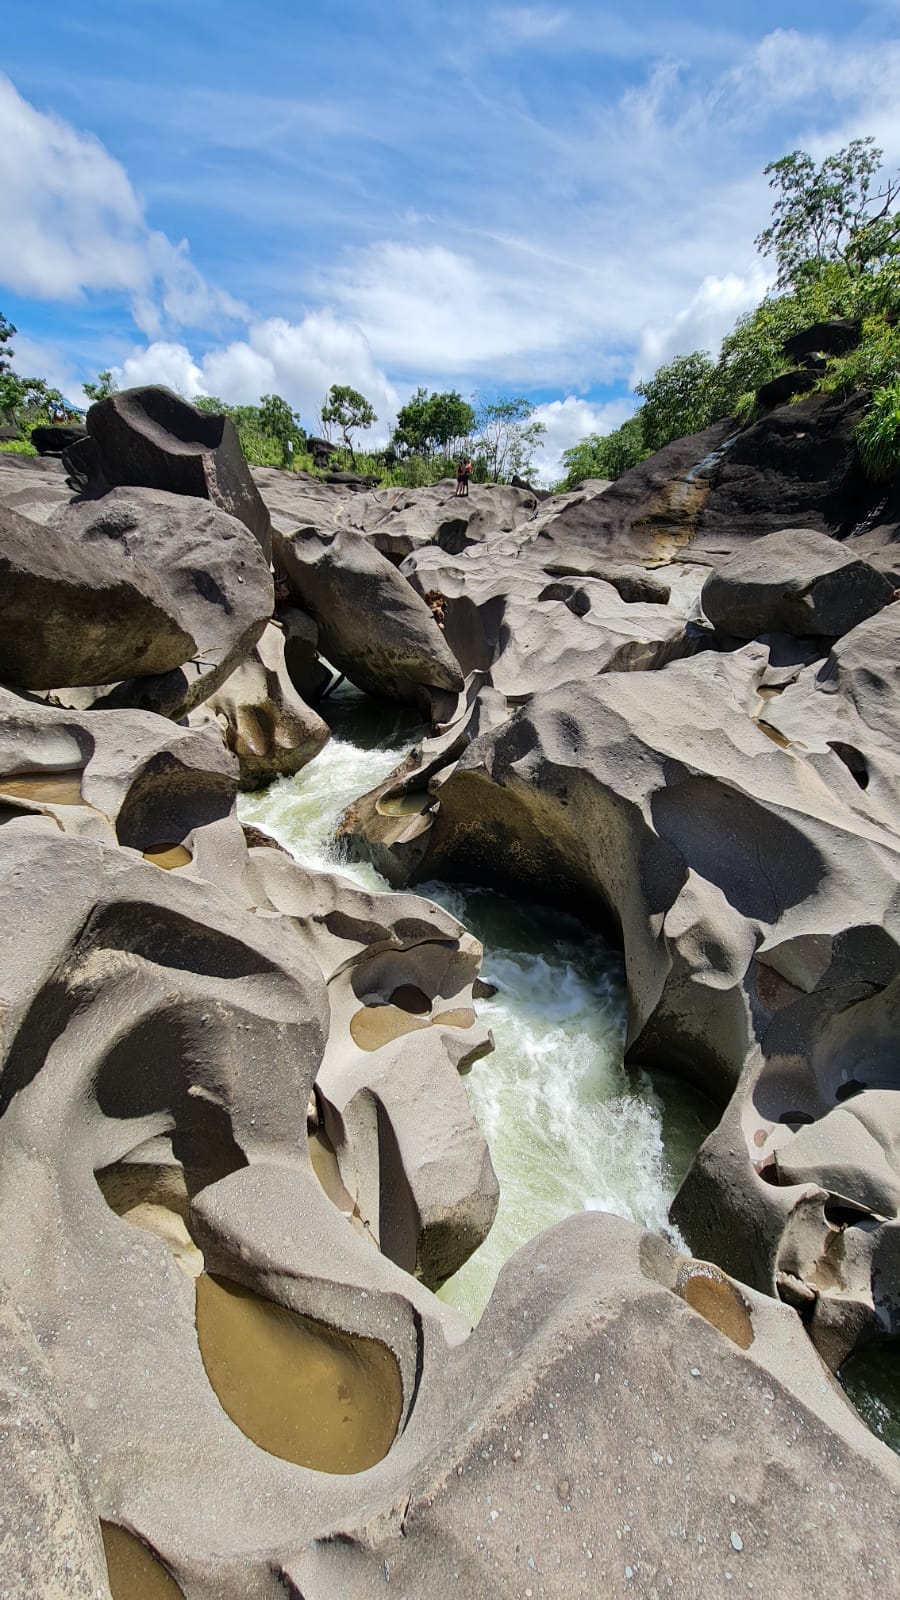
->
[559,137,900,490]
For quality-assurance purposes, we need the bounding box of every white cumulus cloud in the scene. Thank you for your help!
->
[532,395,635,484]
[114,341,207,396]
[632,268,771,384]
[113,310,399,441]
[0,74,242,333]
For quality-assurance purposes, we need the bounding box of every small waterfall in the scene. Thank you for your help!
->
[239,684,716,1322]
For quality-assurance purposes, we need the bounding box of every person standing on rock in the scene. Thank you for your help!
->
[455,458,473,498]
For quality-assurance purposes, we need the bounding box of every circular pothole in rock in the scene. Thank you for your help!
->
[375,789,432,818]
[101,1523,184,1600]
[349,1003,476,1051]
[195,1273,403,1473]
[141,843,193,870]
[675,1260,754,1350]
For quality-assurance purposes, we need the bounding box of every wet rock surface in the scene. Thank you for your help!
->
[2,382,900,1596]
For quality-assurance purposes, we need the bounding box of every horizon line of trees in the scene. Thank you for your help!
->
[1,337,548,489]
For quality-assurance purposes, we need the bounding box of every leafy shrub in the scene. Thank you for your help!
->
[558,414,648,488]
[856,382,900,479]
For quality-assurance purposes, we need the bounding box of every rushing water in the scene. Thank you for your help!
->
[239,684,717,1322]
[839,1348,900,1457]
[240,688,900,1455]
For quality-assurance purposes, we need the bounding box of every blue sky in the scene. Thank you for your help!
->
[2,1,899,476]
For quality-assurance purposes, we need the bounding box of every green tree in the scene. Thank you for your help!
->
[559,414,648,487]
[0,312,15,374]
[258,392,304,466]
[82,370,117,403]
[320,384,377,462]
[0,314,65,429]
[635,352,721,453]
[756,138,900,289]
[393,388,475,460]
[474,396,545,481]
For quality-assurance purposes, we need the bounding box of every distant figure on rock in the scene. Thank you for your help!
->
[455,458,473,498]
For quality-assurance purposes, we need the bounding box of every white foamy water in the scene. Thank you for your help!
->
[239,688,715,1322]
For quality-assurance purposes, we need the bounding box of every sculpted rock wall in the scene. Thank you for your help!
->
[2,380,900,1595]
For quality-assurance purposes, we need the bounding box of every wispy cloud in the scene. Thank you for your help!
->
[493,6,569,40]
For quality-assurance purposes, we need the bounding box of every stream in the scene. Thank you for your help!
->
[239,683,898,1459]
[239,683,716,1322]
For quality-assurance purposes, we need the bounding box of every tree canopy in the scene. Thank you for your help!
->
[82,370,117,404]
[320,384,377,461]
[474,396,545,481]
[756,138,900,289]
[0,312,67,434]
[392,388,475,459]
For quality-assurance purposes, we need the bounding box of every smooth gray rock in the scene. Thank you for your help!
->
[88,386,273,560]
[275,523,464,708]
[0,501,195,689]
[701,527,893,639]
[0,1295,111,1600]
[191,621,330,790]
[49,487,273,718]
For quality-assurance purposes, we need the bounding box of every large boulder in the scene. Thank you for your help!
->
[243,846,497,1287]
[693,390,870,553]
[750,604,900,828]
[0,501,195,689]
[275,523,464,708]
[293,1214,900,1600]
[87,387,273,561]
[783,319,861,362]
[673,974,900,1369]
[191,621,330,789]
[341,646,900,1097]
[755,369,820,407]
[533,420,734,565]
[48,487,273,718]
[30,423,87,456]
[701,527,893,639]
[0,683,238,853]
[538,392,870,566]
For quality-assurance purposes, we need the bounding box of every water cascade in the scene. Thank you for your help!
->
[239,685,716,1321]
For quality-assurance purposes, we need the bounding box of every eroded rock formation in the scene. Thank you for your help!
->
[2,378,900,1598]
